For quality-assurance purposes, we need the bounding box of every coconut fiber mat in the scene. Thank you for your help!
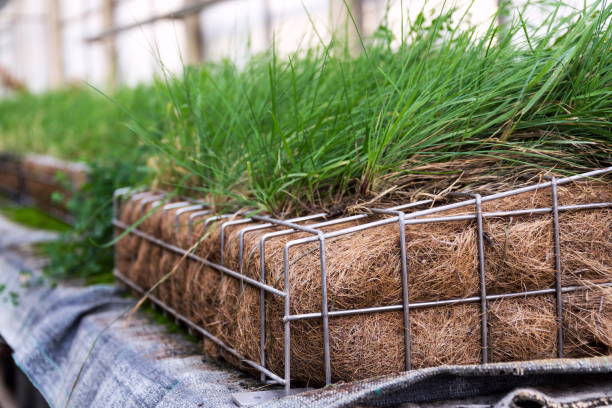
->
[113,169,612,390]
[1,211,611,407]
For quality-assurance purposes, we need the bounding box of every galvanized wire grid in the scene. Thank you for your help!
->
[112,167,612,392]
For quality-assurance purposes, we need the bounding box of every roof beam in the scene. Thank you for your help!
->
[85,0,222,42]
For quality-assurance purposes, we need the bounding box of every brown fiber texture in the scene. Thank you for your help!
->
[0,154,87,216]
[117,179,611,386]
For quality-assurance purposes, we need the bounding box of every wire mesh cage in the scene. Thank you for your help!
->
[112,167,612,392]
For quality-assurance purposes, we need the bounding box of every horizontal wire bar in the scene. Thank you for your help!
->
[239,199,435,250]
[254,198,433,238]
[163,201,193,210]
[252,215,324,235]
[113,269,286,385]
[114,201,610,303]
[113,220,286,297]
[286,201,612,247]
[246,212,328,235]
[260,169,610,251]
[284,282,612,321]
[402,167,612,218]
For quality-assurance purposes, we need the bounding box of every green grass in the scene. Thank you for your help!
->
[0,85,161,163]
[85,272,116,285]
[0,205,70,232]
[0,86,157,280]
[0,1,610,280]
[140,1,611,215]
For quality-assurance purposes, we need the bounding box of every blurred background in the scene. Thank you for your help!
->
[0,0,588,95]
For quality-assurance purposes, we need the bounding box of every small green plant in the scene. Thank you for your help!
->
[6,291,19,307]
[42,161,150,280]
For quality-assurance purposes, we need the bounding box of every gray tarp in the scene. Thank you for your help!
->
[0,215,257,408]
[1,214,611,408]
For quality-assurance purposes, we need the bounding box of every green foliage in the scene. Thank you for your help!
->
[143,1,611,214]
[0,85,159,281]
[0,85,162,161]
[0,205,70,232]
[0,1,610,282]
[0,290,20,307]
[42,161,150,280]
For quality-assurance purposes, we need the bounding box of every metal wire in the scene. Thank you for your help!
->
[550,176,564,357]
[283,167,612,249]
[113,268,286,385]
[474,194,489,364]
[284,282,612,320]
[369,208,411,370]
[174,204,207,233]
[237,212,327,382]
[187,210,212,234]
[252,215,332,387]
[113,166,611,393]
[113,219,286,297]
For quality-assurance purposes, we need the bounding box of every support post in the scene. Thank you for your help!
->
[263,0,273,47]
[102,0,118,88]
[184,0,204,64]
[329,0,364,55]
[48,0,64,87]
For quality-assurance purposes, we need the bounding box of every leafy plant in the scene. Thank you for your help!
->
[42,160,150,280]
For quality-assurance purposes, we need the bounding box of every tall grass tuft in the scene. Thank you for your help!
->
[143,0,611,215]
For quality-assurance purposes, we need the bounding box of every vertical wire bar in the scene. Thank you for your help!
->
[318,234,332,385]
[187,210,212,235]
[259,238,267,382]
[220,218,252,265]
[283,244,292,393]
[370,207,411,370]
[112,189,123,274]
[243,214,328,383]
[397,213,411,370]
[245,215,333,385]
[474,194,489,363]
[174,204,205,233]
[550,176,564,357]
[238,214,325,382]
